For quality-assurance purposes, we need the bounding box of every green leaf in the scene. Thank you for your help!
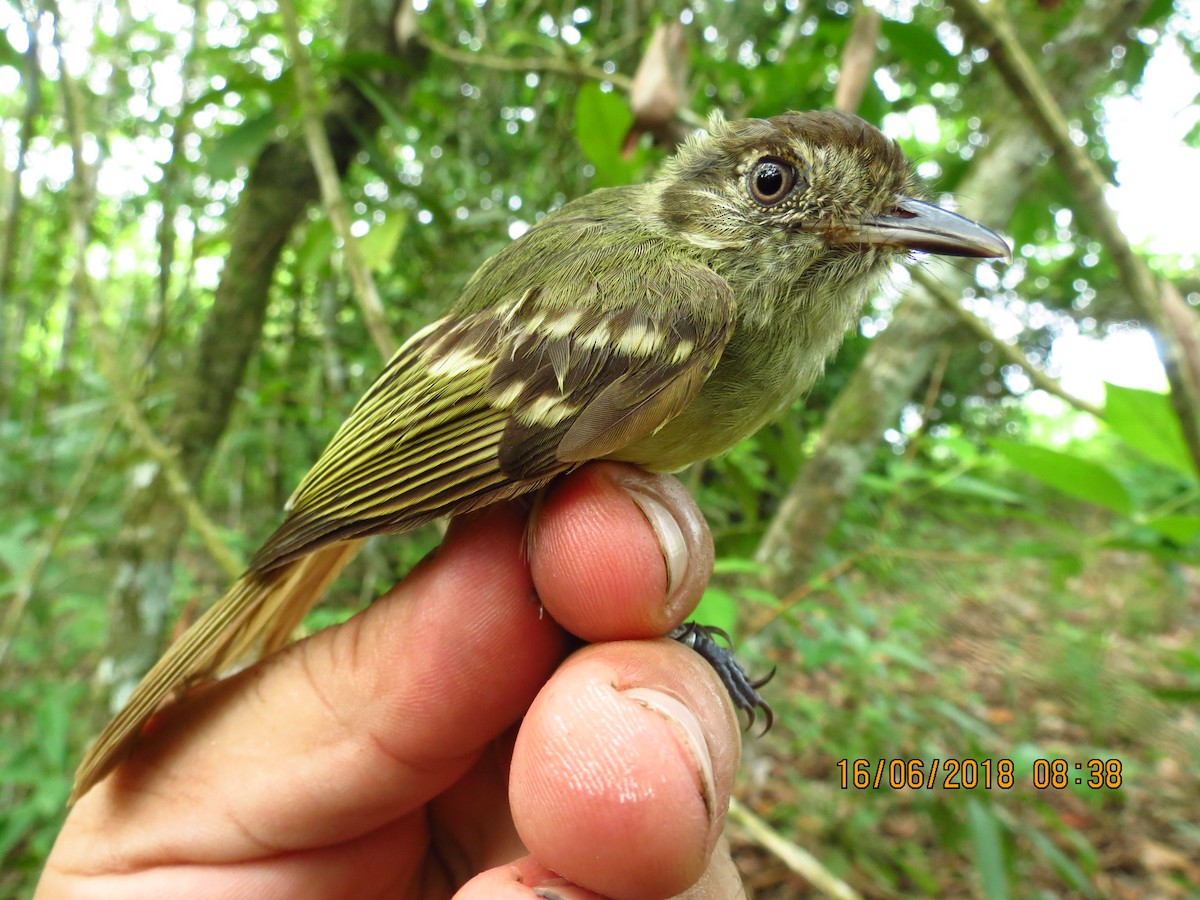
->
[992,440,1133,515]
[206,110,280,181]
[1104,383,1196,479]
[358,212,407,271]
[935,474,1023,504]
[343,70,411,141]
[967,799,1010,900]
[1144,514,1200,544]
[712,557,766,576]
[1016,821,1098,896]
[573,83,641,187]
[881,19,953,71]
[0,521,35,575]
[296,219,335,281]
[694,586,738,639]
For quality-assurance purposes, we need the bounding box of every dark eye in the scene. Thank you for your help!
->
[747,157,798,206]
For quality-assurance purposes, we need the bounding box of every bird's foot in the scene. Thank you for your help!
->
[668,622,774,732]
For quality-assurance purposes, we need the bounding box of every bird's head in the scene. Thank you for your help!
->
[653,110,1009,294]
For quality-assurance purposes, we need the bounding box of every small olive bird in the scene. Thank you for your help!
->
[73,110,1009,802]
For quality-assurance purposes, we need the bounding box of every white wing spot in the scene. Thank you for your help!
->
[616,323,661,357]
[670,339,695,364]
[523,311,546,334]
[578,321,611,350]
[541,308,583,337]
[518,394,580,427]
[501,288,536,324]
[492,380,526,408]
[428,346,488,378]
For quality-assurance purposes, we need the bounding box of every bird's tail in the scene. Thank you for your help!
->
[70,539,364,804]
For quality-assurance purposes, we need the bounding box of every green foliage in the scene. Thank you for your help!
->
[573,83,649,187]
[991,439,1134,515]
[1104,383,1195,478]
[723,411,1197,892]
[967,799,1011,900]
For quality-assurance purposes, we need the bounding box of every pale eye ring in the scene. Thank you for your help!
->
[747,157,798,206]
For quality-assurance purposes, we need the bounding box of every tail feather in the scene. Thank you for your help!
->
[225,539,364,664]
[70,540,364,804]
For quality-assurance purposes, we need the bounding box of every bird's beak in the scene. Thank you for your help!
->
[842,197,1012,262]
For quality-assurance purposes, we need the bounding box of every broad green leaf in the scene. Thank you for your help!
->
[0,522,35,574]
[694,586,738,640]
[1104,383,1196,479]
[881,19,953,77]
[935,475,1023,504]
[206,110,279,180]
[1187,116,1200,149]
[1144,514,1200,544]
[359,212,407,271]
[992,440,1133,515]
[573,83,641,187]
[296,219,335,281]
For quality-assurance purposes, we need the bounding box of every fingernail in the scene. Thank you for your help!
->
[622,686,718,820]
[624,484,688,600]
[609,468,710,619]
[532,881,575,900]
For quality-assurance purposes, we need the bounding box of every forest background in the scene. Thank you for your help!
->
[1,0,1198,896]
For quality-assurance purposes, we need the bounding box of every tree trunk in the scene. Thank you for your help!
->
[102,0,428,706]
[0,19,41,419]
[755,0,1155,592]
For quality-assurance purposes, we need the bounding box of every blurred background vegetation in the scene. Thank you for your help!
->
[2,0,1198,896]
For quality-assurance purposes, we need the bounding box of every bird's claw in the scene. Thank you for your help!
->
[668,621,774,733]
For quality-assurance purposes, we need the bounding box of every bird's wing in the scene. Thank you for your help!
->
[251,259,737,572]
[73,256,735,803]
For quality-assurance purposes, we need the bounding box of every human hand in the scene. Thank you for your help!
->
[39,463,744,899]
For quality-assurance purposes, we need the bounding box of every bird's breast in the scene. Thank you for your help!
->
[608,320,820,471]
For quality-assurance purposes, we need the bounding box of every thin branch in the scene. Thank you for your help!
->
[0,0,42,414]
[745,554,862,638]
[0,417,117,667]
[153,0,206,337]
[868,547,1006,563]
[727,798,863,900]
[914,268,1104,418]
[420,30,632,87]
[278,0,397,359]
[833,4,881,114]
[945,0,1200,474]
[81,320,245,582]
[51,11,244,582]
[417,30,707,129]
[903,343,951,467]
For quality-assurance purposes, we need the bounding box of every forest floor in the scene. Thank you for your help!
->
[728,511,1200,898]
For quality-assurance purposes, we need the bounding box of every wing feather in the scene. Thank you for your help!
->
[74,235,738,803]
[253,258,736,573]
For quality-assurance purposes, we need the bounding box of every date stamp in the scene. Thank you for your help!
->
[836,758,1124,790]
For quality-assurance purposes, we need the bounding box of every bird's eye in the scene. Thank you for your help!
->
[747,158,798,206]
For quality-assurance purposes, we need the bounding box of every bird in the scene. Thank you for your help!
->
[72,109,1009,802]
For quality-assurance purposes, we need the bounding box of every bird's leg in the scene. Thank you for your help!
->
[668,622,774,732]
